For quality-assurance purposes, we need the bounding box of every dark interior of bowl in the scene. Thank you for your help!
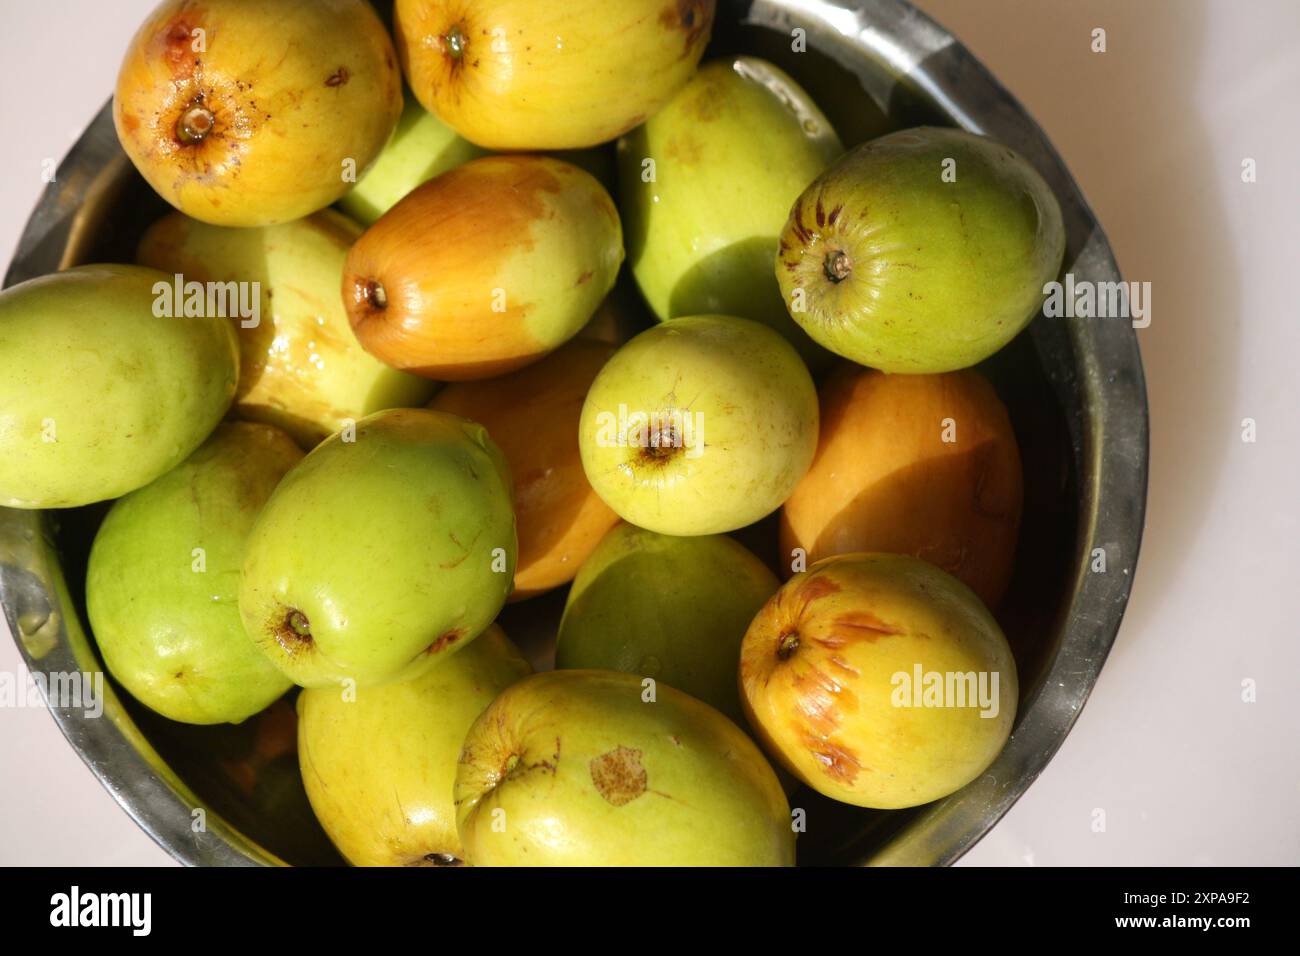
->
[26,3,1084,866]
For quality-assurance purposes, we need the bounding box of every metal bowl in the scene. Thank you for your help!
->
[1,0,1147,866]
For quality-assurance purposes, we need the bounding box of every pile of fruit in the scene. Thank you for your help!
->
[0,0,1066,866]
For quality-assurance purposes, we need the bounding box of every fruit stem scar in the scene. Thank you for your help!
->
[443,25,467,60]
[175,104,215,145]
[777,631,801,660]
[273,608,312,653]
[355,278,387,311]
[823,250,852,283]
[640,421,682,463]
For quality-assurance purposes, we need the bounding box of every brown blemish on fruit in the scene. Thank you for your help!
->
[789,211,815,248]
[828,655,861,677]
[806,737,864,783]
[833,610,905,641]
[812,634,847,649]
[795,664,860,724]
[160,13,202,79]
[796,574,841,603]
[665,133,704,166]
[439,528,480,569]
[789,664,864,783]
[325,66,350,87]
[410,853,463,867]
[575,270,593,286]
[425,628,465,655]
[590,746,648,806]
[660,0,712,53]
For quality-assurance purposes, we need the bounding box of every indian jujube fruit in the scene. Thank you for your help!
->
[429,339,619,600]
[781,365,1022,608]
[138,209,436,447]
[775,127,1065,372]
[114,0,403,226]
[86,423,300,725]
[0,264,238,509]
[343,155,623,380]
[394,0,715,149]
[740,553,1018,809]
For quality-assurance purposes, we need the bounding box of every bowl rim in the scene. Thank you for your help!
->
[1,0,1148,866]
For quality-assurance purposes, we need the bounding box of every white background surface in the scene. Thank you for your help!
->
[1,0,1297,866]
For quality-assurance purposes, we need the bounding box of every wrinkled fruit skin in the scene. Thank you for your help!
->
[298,624,531,866]
[343,155,623,380]
[776,127,1066,373]
[338,93,488,226]
[394,0,715,149]
[430,340,619,600]
[114,0,402,226]
[0,264,238,509]
[239,408,517,688]
[740,553,1018,809]
[556,524,778,724]
[578,315,819,535]
[86,423,299,724]
[137,209,435,447]
[455,669,794,866]
[781,365,1023,609]
[619,57,842,366]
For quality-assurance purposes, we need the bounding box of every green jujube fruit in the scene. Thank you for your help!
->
[455,669,794,866]
[239,408,517,689]
[556,524,779,724]
[775,127,1066,373]
[578,315,819,536]
[137,209,436,448]
[86,422,300,724]
[338,94,488,226]
[298,624,531,866]
[0,264,238,508]
[617,57,843,365]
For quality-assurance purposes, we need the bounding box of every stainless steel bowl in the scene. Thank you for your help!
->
[1,0,1147,866]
